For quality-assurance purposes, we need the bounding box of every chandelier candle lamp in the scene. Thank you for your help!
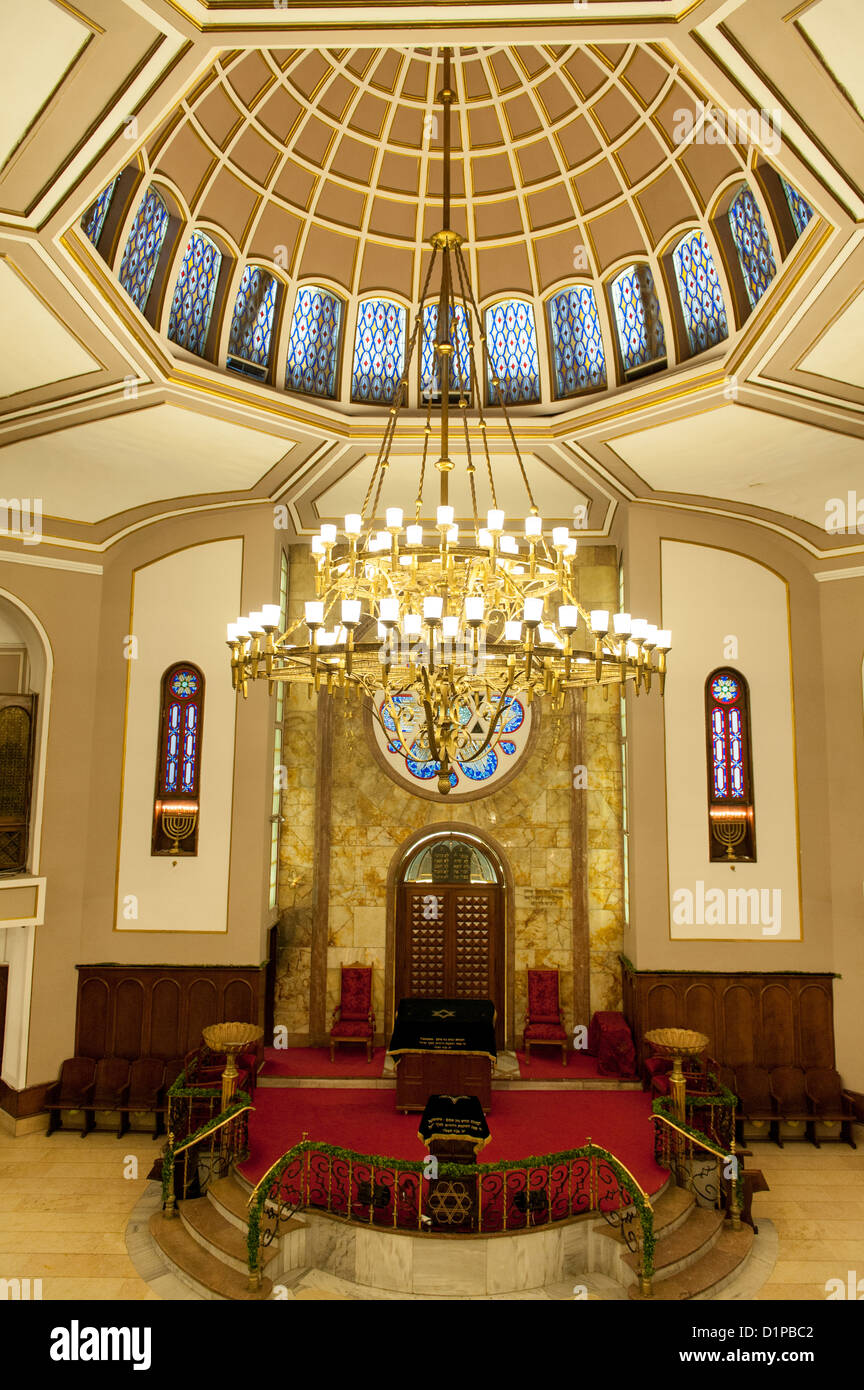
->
[226,50,671,793]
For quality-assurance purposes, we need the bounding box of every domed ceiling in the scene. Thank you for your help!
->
[144,42,744,304]
[0,1,863,565]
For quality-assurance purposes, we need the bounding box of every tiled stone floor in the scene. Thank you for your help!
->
[0,1125,860,1301]
[747,1139,864,1301]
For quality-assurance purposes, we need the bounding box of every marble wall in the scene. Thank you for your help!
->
[275,543,625,1046]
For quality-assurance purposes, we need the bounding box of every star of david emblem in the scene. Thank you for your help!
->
[431,1008,455,1019]
[428,1182,473,1225]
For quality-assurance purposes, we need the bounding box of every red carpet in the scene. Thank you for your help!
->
[238,1086,665,1194]
[514,1050,626,1080]
[260,1046,386,1079]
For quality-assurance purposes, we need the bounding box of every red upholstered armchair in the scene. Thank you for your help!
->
[523,968,568,1065]
[330,963,375,1062]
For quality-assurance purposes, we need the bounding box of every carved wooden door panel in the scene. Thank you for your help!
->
[397,885,503,1045]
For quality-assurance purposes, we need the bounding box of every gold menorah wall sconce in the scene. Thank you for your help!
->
[710,808,749,860]
[160,802,199,854]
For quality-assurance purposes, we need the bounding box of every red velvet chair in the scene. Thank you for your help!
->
[330,963,375,1062]
[523,969,568,1065]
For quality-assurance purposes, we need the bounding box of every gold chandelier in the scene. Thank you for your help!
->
[227,49,671,794]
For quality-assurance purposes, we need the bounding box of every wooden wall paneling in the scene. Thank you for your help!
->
[798,983,834,1068]
[150,977,181,1058]
[684,983,717,1053]
[74,965,266,1063]
[722,984,756,1067]
[78,977,110,1058]
[185,978,219,1054]
[114,978,145,1059]
[621,966,836,1073]
[223,977,255,1024]
[759,983,795,1068]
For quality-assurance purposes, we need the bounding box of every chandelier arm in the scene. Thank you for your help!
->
[451,290,480,540]
[416,394,433,521]
[452,249,498,513]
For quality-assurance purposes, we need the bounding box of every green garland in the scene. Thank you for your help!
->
[160,1091,253,1205]
[651,1096,744,1206]
[246,1139,655,1281]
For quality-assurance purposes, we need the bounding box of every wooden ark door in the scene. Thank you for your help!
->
[397,884,503,1046]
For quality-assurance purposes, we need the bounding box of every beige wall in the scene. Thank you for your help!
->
[1,504,284,1093]
[818,577,864,1089]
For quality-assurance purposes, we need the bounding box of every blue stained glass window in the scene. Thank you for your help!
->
[610,263,666,374]
[351,298,406,403]
[485,300,540,404]
[159,664,203,798]
[672,231,729,356]
[82,179,117,248]
[727,185,776,309]
[547,285,607,397]
[285,284,343,397]
[167,231,222,357]
[421,303,472,396]
[780,178,814,239]
[119,186,170,312]
[228,265,279,374]
[707,670,748,801]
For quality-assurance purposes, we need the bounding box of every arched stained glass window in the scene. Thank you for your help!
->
[81,179,117,248]
[351,298,406,403]
[227,265,279,379]
[727,185,776,309]
[285,285,343,397]
[610,264,666,375]
[119,186,170,312]
[152,662,204,856]
[672,231,729,355]
[705,668,755,862]
[421,303,472,397]
[547,285,607,397]
[167,231,222,357]
[484,299,540,404]
[780,178,814,239]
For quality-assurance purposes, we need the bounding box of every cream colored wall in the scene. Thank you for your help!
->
[115,540,241,933]
[819,578,864,1090]
[622,506,835,976]
[661,539,800,941]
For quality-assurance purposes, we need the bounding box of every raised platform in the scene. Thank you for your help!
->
[237,1084,666,1190]
[258,1047,641,1091]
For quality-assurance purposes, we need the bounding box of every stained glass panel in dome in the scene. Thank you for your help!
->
[228,265,278,374]
[351,298,406,403]
[610,264,666,374]
[672,231,729,355]
[727,186,776,308]
[285,285,343,397]
[167,232,222,357]
[421,303,472,395]
[82,180,116,248]
[780,178,814,239]
[484,300,540,404]
[547,286,607,397]
[119,187,169,312]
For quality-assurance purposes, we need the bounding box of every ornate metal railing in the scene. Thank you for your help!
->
[161,1092,253,1215]
[166,1067,224,1148]
[246,1139,655,1294]
[651,1108,742,1229]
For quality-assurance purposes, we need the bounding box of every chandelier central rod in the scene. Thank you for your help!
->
[435,46,455,507]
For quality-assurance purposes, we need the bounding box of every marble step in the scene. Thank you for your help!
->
[149,1210,272,1300]
[178,1196,282,1275]
[628,1224,755,1301]
[623,1207,725,1282]
[598,1184,693,1249]
[208,1174,261,1232]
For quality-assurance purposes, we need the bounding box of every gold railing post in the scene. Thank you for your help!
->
[728,1136,742,1231]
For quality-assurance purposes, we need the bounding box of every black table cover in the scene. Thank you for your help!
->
[418,1093,490,1151]
[388,998,497,1059]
